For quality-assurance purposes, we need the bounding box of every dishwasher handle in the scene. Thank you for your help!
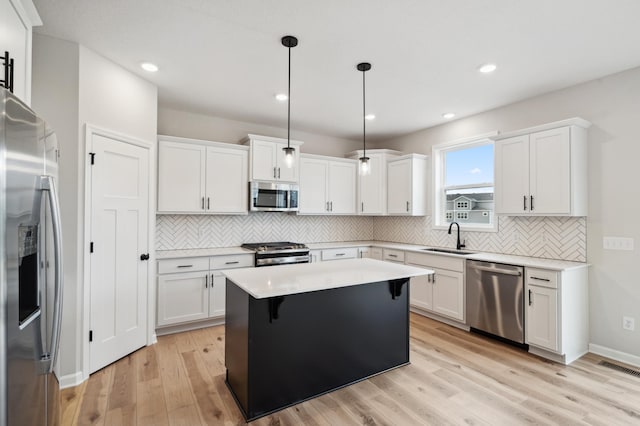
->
[468,264,522,276]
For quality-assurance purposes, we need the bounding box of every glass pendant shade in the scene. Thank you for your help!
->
[359,156,370,176]
[283,146,295,168]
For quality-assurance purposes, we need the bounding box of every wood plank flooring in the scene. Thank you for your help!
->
[61,313,640,425]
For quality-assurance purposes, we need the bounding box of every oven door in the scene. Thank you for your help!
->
[250,181,299,212]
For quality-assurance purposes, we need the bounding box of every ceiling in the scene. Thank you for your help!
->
[32,0,640,142]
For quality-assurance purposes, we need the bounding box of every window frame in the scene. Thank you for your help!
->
[432,133,498,232]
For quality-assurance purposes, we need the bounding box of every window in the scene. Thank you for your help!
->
[456,200,469,210]
[433,138,495,230]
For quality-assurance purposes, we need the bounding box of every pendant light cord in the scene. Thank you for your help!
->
[287,45,291,149]
[362,67,366,158]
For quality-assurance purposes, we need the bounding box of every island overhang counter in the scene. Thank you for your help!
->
[222,258,432,421]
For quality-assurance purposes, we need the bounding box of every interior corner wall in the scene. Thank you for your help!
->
[381,66,640,359]
[158,106,360,157]
[31,33,82,380]
[32,34,158,382]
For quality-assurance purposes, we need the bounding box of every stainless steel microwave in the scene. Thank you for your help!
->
[249,181,299,212]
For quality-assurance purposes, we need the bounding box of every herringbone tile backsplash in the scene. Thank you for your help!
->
[156,214,374,250]
[156,214,586,262]
[372,216,586,262]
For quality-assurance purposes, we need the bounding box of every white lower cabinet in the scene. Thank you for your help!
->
[406,252,465,322]
[309,250,322,263]
[157,271,209,326]
[157,253,253,331]
[526,284,558,351]
[525,266,588,364]
[210,272,227,318]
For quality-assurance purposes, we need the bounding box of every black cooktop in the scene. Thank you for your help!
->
[241,242,308,252]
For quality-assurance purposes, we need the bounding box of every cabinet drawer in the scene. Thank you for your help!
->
[383,249,405,263]
[405,252,464,272]
[158,257,210,274]
[526,268,558,289]
[322,247,358,261]
[210,254,254,270]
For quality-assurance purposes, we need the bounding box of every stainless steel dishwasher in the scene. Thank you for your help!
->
[466,260,525,344]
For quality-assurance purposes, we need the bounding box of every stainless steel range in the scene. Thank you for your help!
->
[241,242,310,267]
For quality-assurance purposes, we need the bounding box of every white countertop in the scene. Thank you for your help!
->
[156,240,587,271]
[222,258,432,299]
[156,246,254,259]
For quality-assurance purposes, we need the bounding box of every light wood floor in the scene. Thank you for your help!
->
[61,313,640,425]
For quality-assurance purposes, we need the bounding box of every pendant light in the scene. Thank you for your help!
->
[281,35,298,168]
[357,62,372,176]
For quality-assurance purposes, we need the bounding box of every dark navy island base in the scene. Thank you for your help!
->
[224,277,410,421]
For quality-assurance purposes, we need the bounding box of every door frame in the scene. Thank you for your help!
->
[81,124,156,382]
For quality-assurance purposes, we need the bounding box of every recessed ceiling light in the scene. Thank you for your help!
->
[442,112,456,119]
[140,62,159,72]
[275,93,288,101]
[365,114,376,121]
[478,63,497,73]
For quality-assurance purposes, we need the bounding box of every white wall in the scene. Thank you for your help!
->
[31,34,158,381]
[379,66,640,360]
[31,34,81,378]
[158,106,360,157]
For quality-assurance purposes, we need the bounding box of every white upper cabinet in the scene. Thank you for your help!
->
[299,154,356,215]
[299,156,328,214]
[495,118,590,216]
[1,0,41,104]
[243,134,303,183]
[348,149,401,215]
[157,136,248,214]
[387,154,429,216]
[158,140,206,212]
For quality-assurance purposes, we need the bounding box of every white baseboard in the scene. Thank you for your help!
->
[589,343,640,368]
[58,371,85,389]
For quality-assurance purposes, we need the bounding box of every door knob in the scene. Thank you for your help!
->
[140,253,150,261]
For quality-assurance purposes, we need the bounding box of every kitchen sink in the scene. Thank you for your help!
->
[421,248,476,255]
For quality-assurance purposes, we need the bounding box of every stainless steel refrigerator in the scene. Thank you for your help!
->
[0,87,63,425]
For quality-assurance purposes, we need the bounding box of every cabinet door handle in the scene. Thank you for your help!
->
[225,261,239,265]
[278,167,281,179]
[406,201,410,212]
[202,197,205,210]
[432,273,436,284]
[273,167,277,178]
[177,264,193,268]
[528,289,533,306]
[530,276,550,282]
[205,274,208,288]
[330,201,333,211]
[212,274,215,286]
[326,201,330,212]
[335,253,345,256]
[530,195,534,211]
[207,197,210,210]
[361,201,364,212]
[427,274,431,283]
[523,195,527,211]
[388,254,398,258]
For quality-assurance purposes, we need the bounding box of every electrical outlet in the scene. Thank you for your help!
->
[623,316,635,331]
[603,237,635,251]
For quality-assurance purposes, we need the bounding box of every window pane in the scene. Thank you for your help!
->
[445,144,494,186]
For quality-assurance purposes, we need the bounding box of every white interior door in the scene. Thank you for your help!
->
[89,133,149,373]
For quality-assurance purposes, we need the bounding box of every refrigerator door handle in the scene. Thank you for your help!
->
[39,175,64,374]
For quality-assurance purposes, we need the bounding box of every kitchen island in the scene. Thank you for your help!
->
[222,258,431,421]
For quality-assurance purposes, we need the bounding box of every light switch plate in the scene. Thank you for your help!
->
[603,237,635,251]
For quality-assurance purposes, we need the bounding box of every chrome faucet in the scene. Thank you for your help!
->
[448,221,466,250]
